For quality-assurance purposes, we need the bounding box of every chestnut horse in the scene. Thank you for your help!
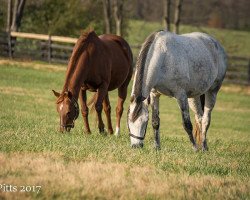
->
[52,30,133,135]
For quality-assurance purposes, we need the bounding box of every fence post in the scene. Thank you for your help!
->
[248,59,250,85]
[7,31,12,58]
[48,35,52,63]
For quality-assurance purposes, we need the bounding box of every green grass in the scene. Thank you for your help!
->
[0,60,250,199]
[126,20,250,58]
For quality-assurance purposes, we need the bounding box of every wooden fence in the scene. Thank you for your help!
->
[0,31,249,85]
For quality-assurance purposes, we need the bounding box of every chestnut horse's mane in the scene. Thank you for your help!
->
[62,30,97,94]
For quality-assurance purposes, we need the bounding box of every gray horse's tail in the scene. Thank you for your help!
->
[194,94,205,146]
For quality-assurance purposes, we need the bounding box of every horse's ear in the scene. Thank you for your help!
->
[52,90,60,97]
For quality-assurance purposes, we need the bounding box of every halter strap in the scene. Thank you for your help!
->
[127,107,147,141]
[60,96,79,129]
[71,96,79,120]
[129,133,145,140]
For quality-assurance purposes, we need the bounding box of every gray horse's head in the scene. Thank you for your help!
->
[127,96,149,148]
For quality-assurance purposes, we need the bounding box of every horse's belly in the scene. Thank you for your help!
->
[108,64,130,91]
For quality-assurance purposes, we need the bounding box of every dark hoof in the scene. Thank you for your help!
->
[154,144,161,150]
[155,146,161,151]
[202,146,209,152]
[202,142,208,152]
[131,143,144,148]
[99,129,107,136]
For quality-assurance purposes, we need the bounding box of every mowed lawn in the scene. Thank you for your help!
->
[0,59,249,200]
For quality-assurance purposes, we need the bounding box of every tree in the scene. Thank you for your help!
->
[21,0,103,36]
[163,0,171,31]
[113,0,124,36]
[102,0,112,34]
[173,0,183,34]
[6,0,12,32]
[11,0,26,31]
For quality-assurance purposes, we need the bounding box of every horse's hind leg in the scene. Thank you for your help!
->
[115,85,129,136]
[79,89,91,134]
[177,93,197,151]
[95,83,108,133]
[201,90,218,151]
[188,97,204,147]
[103,94,113,134]
[150,90,161,149]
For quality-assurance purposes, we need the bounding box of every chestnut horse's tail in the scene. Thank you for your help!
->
[194,94,205,146]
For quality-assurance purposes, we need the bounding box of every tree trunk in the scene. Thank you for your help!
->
[163,0,171,31]
[6,0,13,32]
[136,0,143,19]
[11,0,26,32]
[173,0,183,34]
[113,0,124,36]
[102,0,112,34]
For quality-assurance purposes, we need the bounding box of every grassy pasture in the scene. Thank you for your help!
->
[0,59,249,200]
[127,20,250,58]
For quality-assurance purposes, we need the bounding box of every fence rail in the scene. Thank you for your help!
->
[0,31,249,85]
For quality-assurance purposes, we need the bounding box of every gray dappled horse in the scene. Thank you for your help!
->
[127,30,227,151]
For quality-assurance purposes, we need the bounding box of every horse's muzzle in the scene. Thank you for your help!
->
[60,124,74,133]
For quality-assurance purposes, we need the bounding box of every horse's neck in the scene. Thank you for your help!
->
[63,52,89,99]
[141,50,161,98]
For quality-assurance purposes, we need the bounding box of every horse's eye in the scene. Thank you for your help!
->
[66,112,71,118]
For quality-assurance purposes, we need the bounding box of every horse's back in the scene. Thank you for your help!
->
[99,34,133,90]
[183,32,227,90]
[154,31,227,96]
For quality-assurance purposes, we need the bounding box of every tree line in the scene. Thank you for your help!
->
[0,0,249,37]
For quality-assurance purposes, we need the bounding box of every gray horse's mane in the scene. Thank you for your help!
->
[131,31,160,122]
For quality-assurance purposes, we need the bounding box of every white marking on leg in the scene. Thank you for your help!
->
[115,126,120,136]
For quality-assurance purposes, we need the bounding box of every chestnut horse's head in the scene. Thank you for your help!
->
[52,90,79,132]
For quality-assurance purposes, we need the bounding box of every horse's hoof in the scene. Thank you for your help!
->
[115,127,120,136]
[202,146,208,152]
[193,145,198,152]
[114,133,120,137]
[154,145,161,150]
[99,128,107,135]
[131,143,144,148]
[202,142,208,152]
[154,142,161,150]
[84,130,91,134]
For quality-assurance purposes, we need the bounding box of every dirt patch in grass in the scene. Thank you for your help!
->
[0,153,249,200]
[0,58,66,72]
[221,84,250,95]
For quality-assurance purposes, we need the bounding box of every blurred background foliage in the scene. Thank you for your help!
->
[1,0,250,36]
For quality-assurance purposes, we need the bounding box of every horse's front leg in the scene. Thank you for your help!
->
[79,89,91,134]
[103,94,113,134]
[150,91,161,149]
[95,83,108,133]
[177,93,198,151]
